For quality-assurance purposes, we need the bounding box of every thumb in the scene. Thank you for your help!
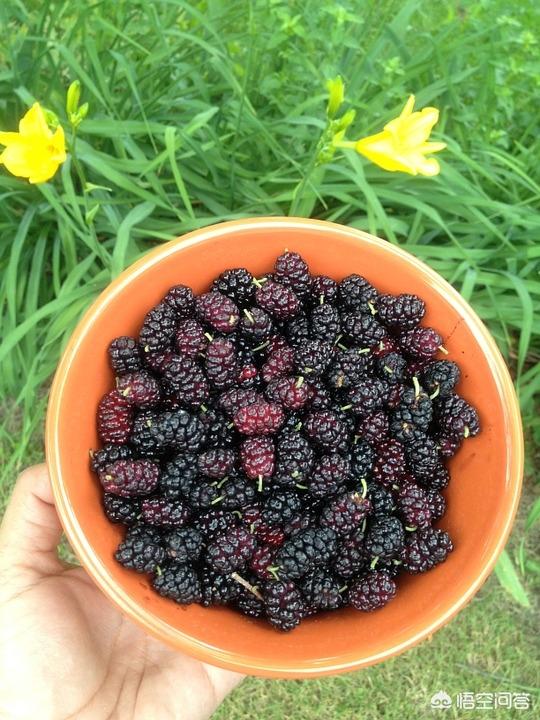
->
[0,464,63,588]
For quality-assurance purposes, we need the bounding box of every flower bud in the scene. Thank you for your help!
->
[326,76,344,118]
[66,80,81,116]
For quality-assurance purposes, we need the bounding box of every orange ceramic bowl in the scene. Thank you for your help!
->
[46,218,523,678]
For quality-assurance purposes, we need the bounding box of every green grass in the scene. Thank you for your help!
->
[0,0,538,715]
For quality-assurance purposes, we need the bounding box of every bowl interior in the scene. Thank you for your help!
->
[47,219,521,677]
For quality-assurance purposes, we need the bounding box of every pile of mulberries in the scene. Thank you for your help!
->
[91,251,480,631]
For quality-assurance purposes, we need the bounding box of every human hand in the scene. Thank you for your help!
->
[0,465,243,720]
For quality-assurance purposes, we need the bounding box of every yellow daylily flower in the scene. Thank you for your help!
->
[353,95,446,176]
[0,102,66,184]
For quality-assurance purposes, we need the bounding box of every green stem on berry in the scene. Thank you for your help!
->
[155,565,163,576]
[232,510,243,519]
[210,495,224,505]
[358,347,371,354]
[295,483,308,490]
[267,566,281,581]
[340,404,352,411]
[370,556,379,569]
[231,572,264,600]
[257,475,264,492]
[252,340,270,352]
[383,365,393,375]
[463,426,470,438]
[200,403,208,412]
[429,386,440,400]
[438,345,449,355]
[367,301,377,315]
[405,525,417,532]
[204,332,214,342]
[228,314,236,325]
[338,584,348,593]
[296,375,305,388]
[243,308,255,323]
[337,343,348,351]
[294,421,303,431]
[412,375,421,399]
[319,294,325,305]
[217,476,229,488]
[360,477,368,498]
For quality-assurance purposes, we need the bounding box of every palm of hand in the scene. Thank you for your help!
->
[0,466,242,720]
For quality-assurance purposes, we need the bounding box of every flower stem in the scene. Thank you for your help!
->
[69,127,107,263]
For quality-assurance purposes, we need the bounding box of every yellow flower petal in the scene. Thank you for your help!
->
[355,132,417,174]
[0,132,21,146]
[353,95,445,177]
[0,138,61,183]
[410,154,441,176]
[19,103,51,140]
[399,95,415,120]
[0,102,66,183]
[50,125,67,162]
[420,141,447,153]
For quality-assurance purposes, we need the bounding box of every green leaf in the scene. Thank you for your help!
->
[494,550,530,608]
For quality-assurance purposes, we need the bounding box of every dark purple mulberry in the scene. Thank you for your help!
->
[436,393,480,439]
[99,460,159,497]
[175,319,207,357]
[103,494,141,524]
[275,527,338,580]
[234,399,284,435]
[206,527,257,573]
[342,312,386,347]
[212,268,255,307]
[91,443,133,473]
[152,562,201,603]
[241,437,275,479]
[266,376,312,410]
[377,293,425,332]
[364,517,405,559]
[117,371,161,408]
[139,302,177,352]
[400,327,442,360]
[162,355,209,405]
[115,525,165,573]
[142,498,191,527]
[255,279,300,319]
[108,336,142,375]
[349,571,396,611]
[401,527,453,573]
[162,284,195,318]
[97,390,133,444]
[320,492,372,535]
[205,338,239,389]
[264,580,305,631]
[304,411,348,451]
[339,274,377,311]
[196,291,240,333]
[308,454,350,497]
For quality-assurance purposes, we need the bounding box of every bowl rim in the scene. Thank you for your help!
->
[46,217,524,678]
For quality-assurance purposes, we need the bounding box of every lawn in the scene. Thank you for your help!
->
[0,0,538,716]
